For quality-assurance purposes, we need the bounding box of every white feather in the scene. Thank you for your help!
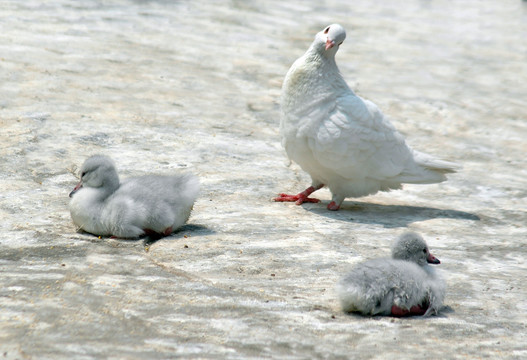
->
[279,24,459,208]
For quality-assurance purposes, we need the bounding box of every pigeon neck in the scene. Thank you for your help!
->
[306,42,338,67]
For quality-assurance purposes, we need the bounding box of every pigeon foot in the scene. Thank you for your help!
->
[327,201,340,211]
[274,185,323,205]
[275,193,320,205]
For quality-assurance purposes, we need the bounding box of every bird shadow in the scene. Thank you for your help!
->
[304,201,480,228]
[142,223,215,249]
[74,224,215,250]
[342,305,454,320]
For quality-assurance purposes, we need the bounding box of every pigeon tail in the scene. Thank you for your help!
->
[391,150,460,184]
[413,150,461,174]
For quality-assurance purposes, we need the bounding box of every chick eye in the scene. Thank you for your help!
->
[324,27,330,34]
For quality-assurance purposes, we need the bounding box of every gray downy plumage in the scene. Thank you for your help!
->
[337,232,445,316]
[69,155,200,239]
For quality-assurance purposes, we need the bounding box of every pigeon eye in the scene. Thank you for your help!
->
[324,27,330,34]
[423,248,427,253]
[338,41,343,45]
[81,172,86,178]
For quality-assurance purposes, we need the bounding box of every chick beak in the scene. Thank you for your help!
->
[427,252,440,265]
[69,181,83,198]
[325,38,335,50]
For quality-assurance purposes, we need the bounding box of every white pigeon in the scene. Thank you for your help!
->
[337,232,446,316]
[69,155,200,239]
[275,24,458,210]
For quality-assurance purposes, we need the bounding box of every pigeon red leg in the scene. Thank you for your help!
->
[274,184,323,205]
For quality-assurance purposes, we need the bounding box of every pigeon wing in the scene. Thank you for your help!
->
[306,94,413,180]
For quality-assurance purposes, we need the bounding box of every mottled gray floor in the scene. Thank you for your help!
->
[1,1,526,359]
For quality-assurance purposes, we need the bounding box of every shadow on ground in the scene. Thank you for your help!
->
[305,201,480,228]
[143,224,215,249]
[341,305,455,321]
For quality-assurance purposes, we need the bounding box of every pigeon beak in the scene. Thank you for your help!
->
[325,38,335,50]
[427,252,440,265]
[69,181,83,198]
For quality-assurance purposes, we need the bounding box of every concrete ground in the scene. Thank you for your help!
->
[1,0,526,359]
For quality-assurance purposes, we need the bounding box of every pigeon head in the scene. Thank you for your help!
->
[315,24,346,53]
[391,232,441,266]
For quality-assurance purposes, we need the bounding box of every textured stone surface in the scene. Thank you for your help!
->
[1,0,526,359]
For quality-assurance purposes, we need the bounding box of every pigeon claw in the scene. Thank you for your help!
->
[274,193,321,205]
[327,201,340,211]
[274,185,324,205]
